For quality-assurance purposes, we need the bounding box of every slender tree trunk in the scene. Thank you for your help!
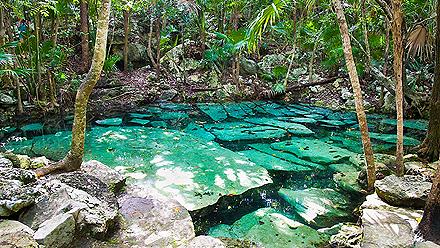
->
[0,7,5,46]
[123,9,130,71]
[362,0,372,75]
[308,37,319,82]
[391,0,405,176]
[80,0,90,72]
[379,18,391,107]
[51,15,60,46]
[418,166,440,243]
[147,17,158,69]
[199,9,206,53]
[34,13,44,102]
[418,0,440,163]
[14,77,24,114]
[48,69,58,108]
[36,0,112,176]
[4,9,13,42]
[231,7,240,89]
[333,0,376,191]
[155,13,162,76]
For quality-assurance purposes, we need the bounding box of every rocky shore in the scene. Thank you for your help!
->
[1,151,439,248]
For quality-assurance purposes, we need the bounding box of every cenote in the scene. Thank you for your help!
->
[1,101,428,247]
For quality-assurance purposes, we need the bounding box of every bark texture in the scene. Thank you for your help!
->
[333,0,376,191]
[418,166,440,243]
[418,0,440,163]
[123,9,130,71]
[391,0,405,176]
[80,0,90,72]
[36,0,112,176]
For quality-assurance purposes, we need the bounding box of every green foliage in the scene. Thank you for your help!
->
[103,54,122,73]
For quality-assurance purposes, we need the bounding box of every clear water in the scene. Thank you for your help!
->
[1,101,427,247]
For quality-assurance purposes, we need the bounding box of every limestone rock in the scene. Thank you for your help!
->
[30,156,50,169]
[414,241,440,248]
[81,160,126,193]
[117,185,195,247]
[240,58,259,75]
[0,155,13,168]
[0,179,39,217]
[375,175,432,208]
[209,207,329,248]
[361,208,414,248]
[0,92,17,105]
[185,236,226,248]
[33,213,76,248]
[20,179,118,238]
[0,220,39,248]
[278,188,351,227]
[329,224,362,248]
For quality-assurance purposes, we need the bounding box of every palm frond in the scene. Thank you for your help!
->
[406,24,434,60]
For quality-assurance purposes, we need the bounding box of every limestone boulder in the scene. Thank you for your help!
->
[375,175,432,208]
[0,220,39,248]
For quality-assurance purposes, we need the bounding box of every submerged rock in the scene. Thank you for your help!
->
[375,175,432,208]
[278,188,351,227]
[204,122,287,142]
[96,118,123,126]
[244,118,315,136]
[271,139,354,164]
[239,149,313,172]
[209,208,329,248]
[0,220,39,248]
[197,103,228,122]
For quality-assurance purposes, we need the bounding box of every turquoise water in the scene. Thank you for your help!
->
[2,101,427,247]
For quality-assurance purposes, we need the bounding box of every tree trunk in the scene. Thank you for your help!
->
[147,17,158,69]
[51,15,60,46]
[391,0,405,176]
[333,0,376,191]
[80,0,91,72]
[48,69,59,108]
[4,9,13,43]
[123,9,130,71]
[14,77,24,114]
[0,7,5,46]
[418,0,440,163]
[199,9,206,53]
[34,13,44,102]
[379,18,391,107]
[155,13,162,76]
[36,0,112,176]
[418,166,440,243]
[362,0,372,75]
[308,37,319,82]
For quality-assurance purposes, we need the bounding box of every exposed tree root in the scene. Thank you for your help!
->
[35,152,82,177]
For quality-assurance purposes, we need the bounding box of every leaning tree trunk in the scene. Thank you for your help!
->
[418,0,440,163]
[80,0,91,72]
[391,0,405,176]
[36,0,112,177]
[333,0,376,191]
[123,9,130,72]
[418,166,440,243]
[155,13,162,76]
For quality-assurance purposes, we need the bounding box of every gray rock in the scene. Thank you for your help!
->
[20,180,118,238]
[33,213,76,248]
[0,180,39,217]
[240,58,259,75]
[258,54,288,75]
[0,167,36,184]
[116,185,195,247]
[51,171,118,209]
[329,224,362,248]
[185,236,226,248]
[414,241,440,248]
[0,155,13,168]
[0,92,17,105]
[159,89,178,101]
[81,160,126,193]
[0,220,39,248]
[375,175,432,208]
[361,208,414,248]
